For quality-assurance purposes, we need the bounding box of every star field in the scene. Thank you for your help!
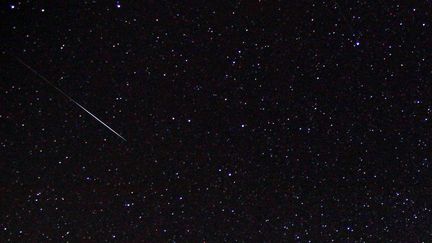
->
[1,1,431,242]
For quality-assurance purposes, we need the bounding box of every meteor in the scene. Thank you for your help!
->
[14,57,127,142]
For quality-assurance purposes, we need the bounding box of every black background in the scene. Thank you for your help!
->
[1,1,431,241]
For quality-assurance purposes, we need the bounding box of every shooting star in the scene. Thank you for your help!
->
[14,57,127,142]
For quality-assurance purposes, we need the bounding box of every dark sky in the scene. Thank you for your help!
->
[1,1,431,241]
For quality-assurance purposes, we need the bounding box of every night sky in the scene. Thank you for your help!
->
[1,1,431,242]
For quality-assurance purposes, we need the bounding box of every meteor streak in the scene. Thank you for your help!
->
[14,57,127,142]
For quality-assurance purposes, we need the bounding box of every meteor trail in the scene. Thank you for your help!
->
[14,57,127,142]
